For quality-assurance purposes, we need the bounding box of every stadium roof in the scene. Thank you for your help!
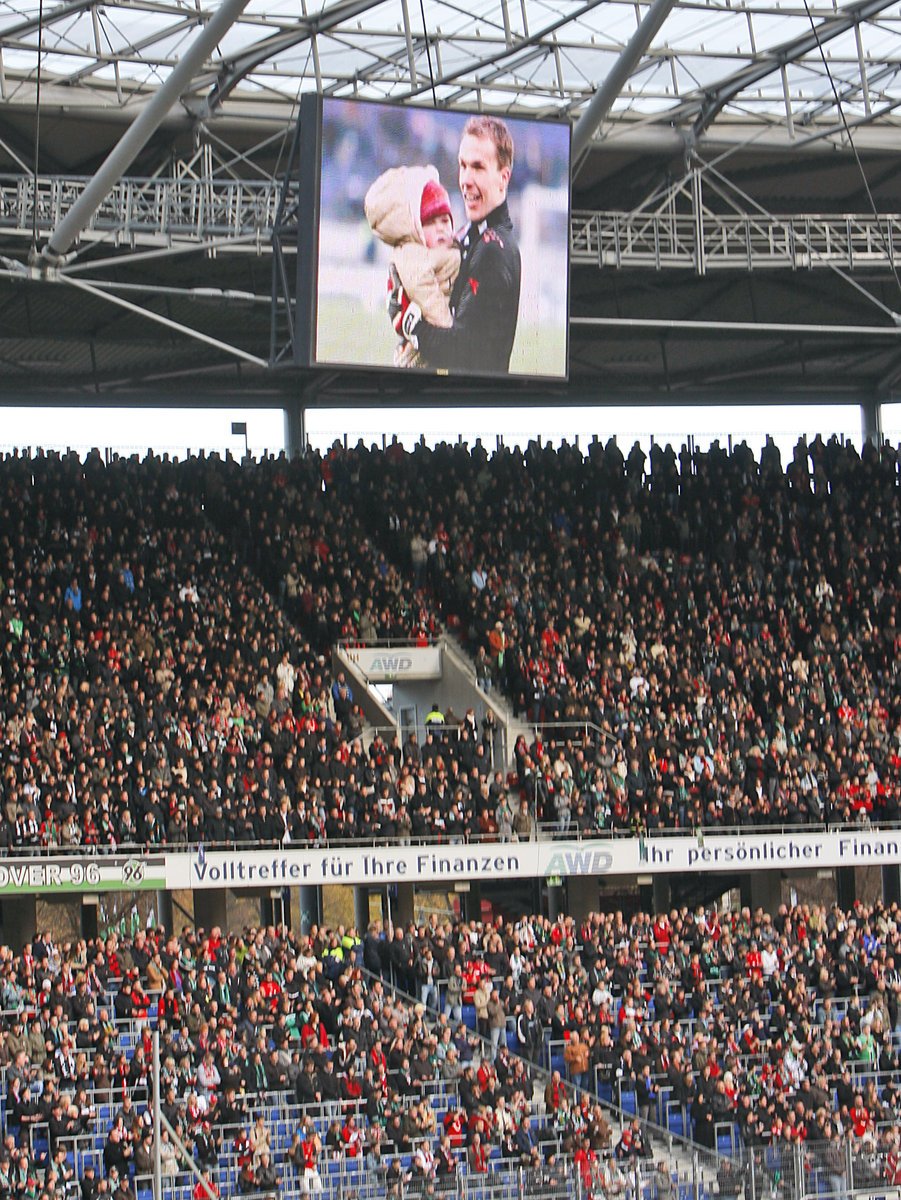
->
[0,0,899,404]
[0,0,897,139]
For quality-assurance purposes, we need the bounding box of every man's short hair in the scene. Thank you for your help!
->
[463,115,514,173]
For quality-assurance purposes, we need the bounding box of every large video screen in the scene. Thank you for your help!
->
[309,98,570,381]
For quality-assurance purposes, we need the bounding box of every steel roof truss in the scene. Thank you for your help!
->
[684,0,898,136]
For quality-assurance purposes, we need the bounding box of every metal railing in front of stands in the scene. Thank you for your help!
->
[3,815,897,858]
[531,719,620,747]
[13,1070,583,1200]
[337,637,443,648]
[30,1123,898,1200]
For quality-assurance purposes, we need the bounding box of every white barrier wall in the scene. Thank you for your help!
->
[0,830,897,895]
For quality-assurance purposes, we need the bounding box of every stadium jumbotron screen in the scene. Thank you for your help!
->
[301,97,571,381]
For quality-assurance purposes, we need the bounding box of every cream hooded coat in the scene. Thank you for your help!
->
[364,165,461,364]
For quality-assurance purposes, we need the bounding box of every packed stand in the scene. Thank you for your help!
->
[177,434,901,836]
[3,899,901,1200]
[331,433,901,833]
[0,916,585,1200]
[1,433,900,852]
[0,450,515,852]
[373,896,901,1180]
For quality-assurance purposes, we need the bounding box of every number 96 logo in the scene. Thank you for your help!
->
[122,860,145,886]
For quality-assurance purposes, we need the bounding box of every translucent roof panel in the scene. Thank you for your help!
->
[0,0,897,146]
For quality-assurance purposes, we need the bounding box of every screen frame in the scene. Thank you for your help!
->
[294,91,324,368]
[300,94,572,383]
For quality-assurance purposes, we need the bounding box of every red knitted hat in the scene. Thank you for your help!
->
[420,179,452,224]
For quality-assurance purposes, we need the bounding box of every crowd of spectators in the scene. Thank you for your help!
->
[2,897,901,1199]
[331,433,901,834]
[390,895,901,1172]
[0,432,899,851]
[0,418,899,1200]
[0,449,507,851]
[0,911,596,1200]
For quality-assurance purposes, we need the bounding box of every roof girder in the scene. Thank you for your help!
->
[679,0,900,137]
[200,0,388,111]
[572,0,677,162]
[386,0,608,104]
[0,0,896,155]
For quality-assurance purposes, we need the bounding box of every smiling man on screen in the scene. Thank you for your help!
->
[390,115,522,375]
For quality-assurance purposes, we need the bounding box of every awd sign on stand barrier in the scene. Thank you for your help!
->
[344,645,442,681]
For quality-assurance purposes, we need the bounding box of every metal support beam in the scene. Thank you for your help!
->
[42,0,250,264]
[152,1033,162,1200]
[1,0,94,41]
[571,315,901,338]
[780,64,795,140]
[855,23,872,117]
[400,0,418,88]
[394,0,605,103]
[691,168,705,275]
[572,0,677,167]
[64,14,202,87]
[202,0,384,111]
[1,170,898,276]
[300,0,323,93]
[284,399,307,458]
[683,0,897,137]
[159,1112,218,1200]
[59,274,269,367]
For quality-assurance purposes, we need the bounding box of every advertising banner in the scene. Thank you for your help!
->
[2,831,897,895]
[0,855,168,895]
[185,829,901,890]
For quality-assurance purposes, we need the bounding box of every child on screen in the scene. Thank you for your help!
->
[364,165,461,367]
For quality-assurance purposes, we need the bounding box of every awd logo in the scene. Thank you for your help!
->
[368,656,413,672]
[544,849,613,877]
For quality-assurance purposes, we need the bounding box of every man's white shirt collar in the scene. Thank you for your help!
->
[464,219,489,247]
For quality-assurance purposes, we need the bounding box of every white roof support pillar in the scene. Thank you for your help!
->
[572,0,677,168]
